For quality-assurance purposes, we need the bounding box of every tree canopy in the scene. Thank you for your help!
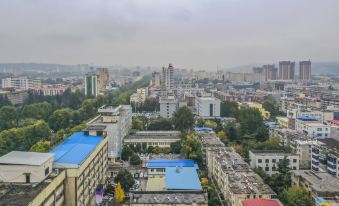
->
[114,169,135,192]
[173,106,194,133]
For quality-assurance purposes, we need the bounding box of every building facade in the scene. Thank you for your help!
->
[249,150,299,176]
[278,61,295,81]
[195,97,221,119]
[85,72,98,97]
[299,60,311,81]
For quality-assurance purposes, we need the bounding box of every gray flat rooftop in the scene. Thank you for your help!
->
[0,169,64,206]
[149,154,183,160]
[0,151,53,166]
[130,191,207,204]
[250,150,298,157]
[293,170,339,193]
[229,172,275,195]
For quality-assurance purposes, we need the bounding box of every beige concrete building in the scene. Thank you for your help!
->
[0,151,66,206]
[206,147,275,206]
[292,170,339,202]
[50,132,108,206]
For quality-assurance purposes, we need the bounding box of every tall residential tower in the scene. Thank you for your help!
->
[299,60,311,81]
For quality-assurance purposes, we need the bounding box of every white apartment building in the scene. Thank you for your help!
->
[195,97,221,119]
[249,151,299,176]
[1,77,41,90]
[296,122,330,139]
[159,96,178,119]
[162,64,174,91]
[87,105,132,160]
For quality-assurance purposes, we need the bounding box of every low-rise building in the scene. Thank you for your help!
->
[0,151,66,206]
[292,170,339,203]
[124,131,181,148]
[295,116,330,138]
[249,150,299,175]
[129,191,208,206]
[207,147,275,206]
[195,97,221,119]
[241,199,283,206]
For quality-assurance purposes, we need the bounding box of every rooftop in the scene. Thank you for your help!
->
[194,127,213,132]
[50,132,103,167]
[250,150,298,157]
[241,199,283,206]
[0,169,64,206]
[165,167,202,190]
[130,191,207,204]
[147,160,195,168]
[297,115,319,121]
[0,151,53,166]
[149,154,183,160]
[293,170,339,193]
[318,138,339,150]
[229,172,275,195]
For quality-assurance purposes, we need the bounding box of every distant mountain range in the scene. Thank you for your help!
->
[224,62,339,75]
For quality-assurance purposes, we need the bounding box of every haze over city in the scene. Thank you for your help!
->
[1,0,339,70]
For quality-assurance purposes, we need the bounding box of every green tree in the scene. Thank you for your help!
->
[114,169,135,192]
[142,142,147,152]
[173,106,194,133]
[181,133,202,164]
[170,141,182,154]
[147,146,154,153]
[30,140,51,152]
[135,143,142,153]
[21,102,53,120]
[132,117,144,130]
[282,186,312,206]
[0,95,11,108]
[196,118,205,127]
[48,108,74,131]
[121,145,134,161]
[0,106,17,130]
[130,154,142,165]
[81,99,97,119]
[205,120,217,129]
[147,117,172,130]
[263,99,281,118]
[220,101,239,117]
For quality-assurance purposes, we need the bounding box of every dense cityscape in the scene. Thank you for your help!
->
[1,0,339,206]
[0,61,339,206]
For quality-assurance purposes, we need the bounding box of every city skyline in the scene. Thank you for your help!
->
[0,0,339,70]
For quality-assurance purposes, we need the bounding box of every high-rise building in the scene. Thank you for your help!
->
[252,67,265,83]
[159,95,178,119]
[195,97,221,119]
[152,72,161,88]
[278,61,295,80]
[299,60,311,81]
[263,65,277,81]
[97,68,109,93]
[87,105,132,161]
[85,72,98,97]
[161,64,174,91]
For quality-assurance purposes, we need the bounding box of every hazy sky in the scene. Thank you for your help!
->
[1,0,339,70]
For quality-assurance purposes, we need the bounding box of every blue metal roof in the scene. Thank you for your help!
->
[50,132,103,166]
[147,159,195,168]
[297,115,319,121]
[194,127,213,132]
[165,167,202,190]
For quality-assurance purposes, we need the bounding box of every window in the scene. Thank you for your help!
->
[265,159,269,163]
[45,167,49,176]
[293,159,297,163]
[293,167,297,170]
[25,174,30,183]
[272,167,276,171]
[265,167,269,171]
[272,159,276,163]
[209,104,213,116]
[258,159,262,163]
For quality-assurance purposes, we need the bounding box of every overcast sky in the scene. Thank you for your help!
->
[0,0,339,70]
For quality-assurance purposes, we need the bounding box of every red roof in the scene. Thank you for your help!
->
[241,199,282,206]
[328,120,339,126]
